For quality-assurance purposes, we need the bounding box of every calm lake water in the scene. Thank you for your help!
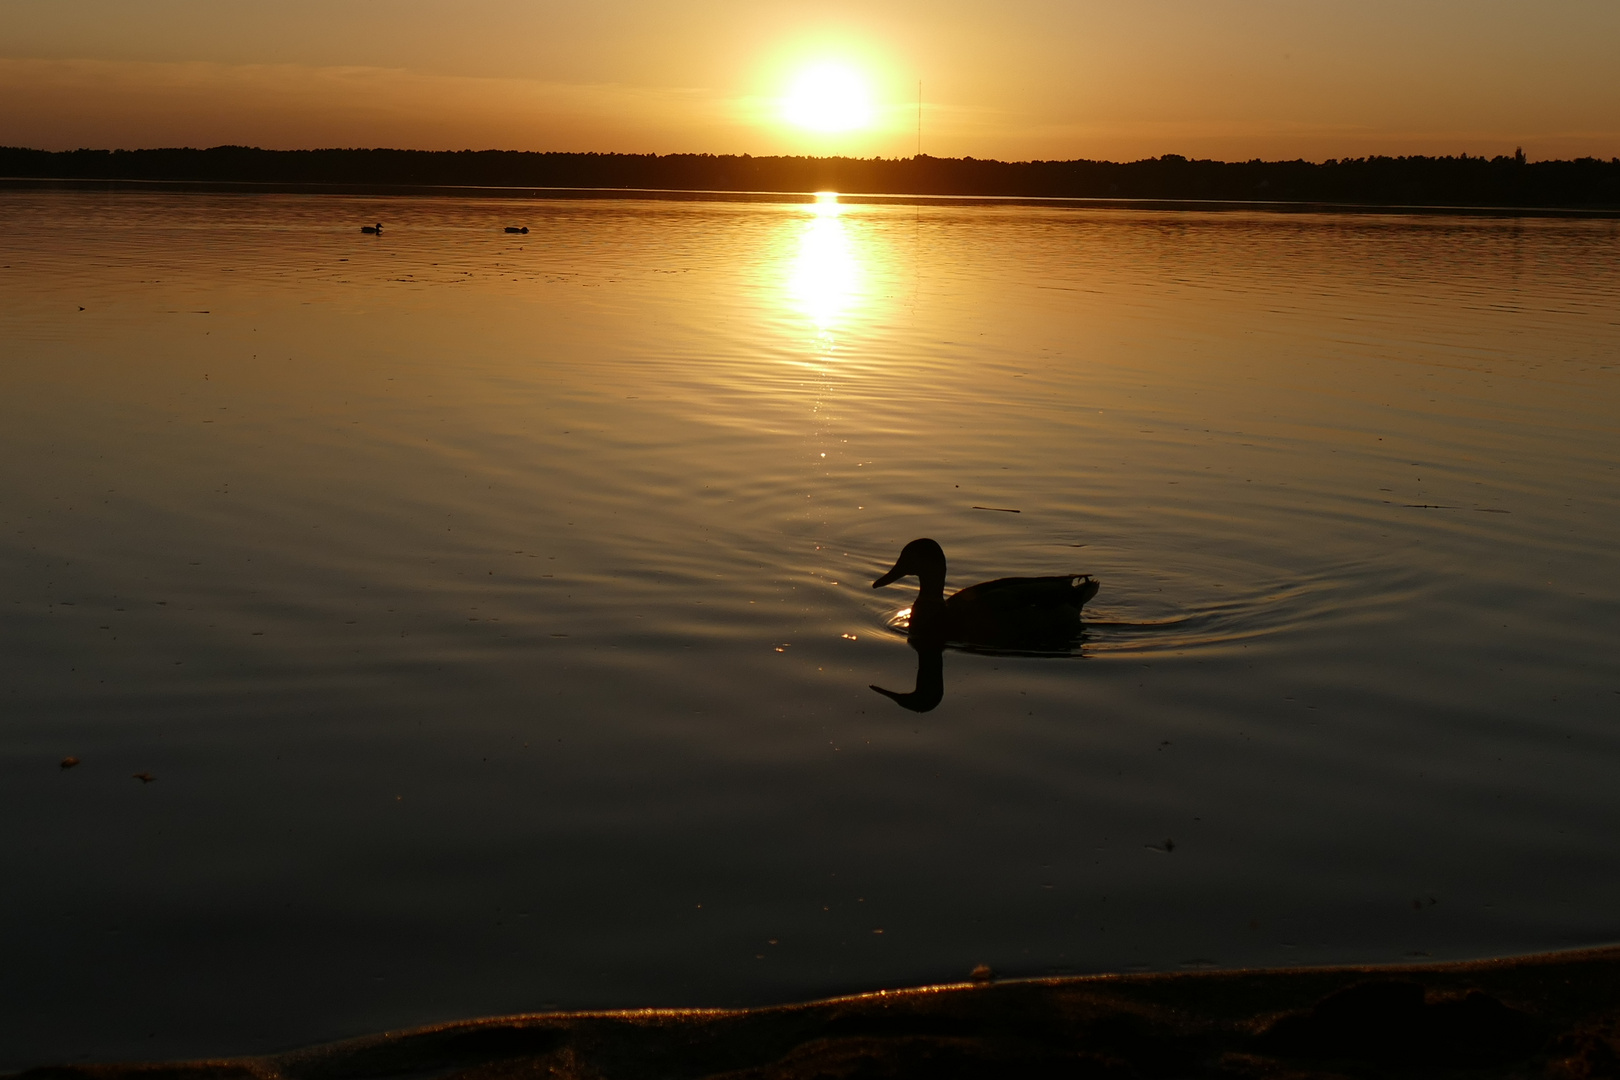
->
[1,190,1617,1066]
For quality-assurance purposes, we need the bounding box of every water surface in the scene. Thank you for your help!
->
[1,191,1617,1066]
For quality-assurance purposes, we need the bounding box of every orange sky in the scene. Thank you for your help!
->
[3,0,1618,162]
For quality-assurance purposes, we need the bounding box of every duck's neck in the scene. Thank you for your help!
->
[914,571,946,606]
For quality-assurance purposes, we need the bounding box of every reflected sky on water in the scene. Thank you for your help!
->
[0,191,1617,1067]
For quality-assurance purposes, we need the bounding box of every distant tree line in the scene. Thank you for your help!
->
[2,145,1618,209]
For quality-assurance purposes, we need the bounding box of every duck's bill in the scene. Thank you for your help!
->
[872,564,904,588]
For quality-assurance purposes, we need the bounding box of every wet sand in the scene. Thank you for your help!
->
[16,947,1618,1079]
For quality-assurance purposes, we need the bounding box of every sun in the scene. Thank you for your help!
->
[782,63,875,133]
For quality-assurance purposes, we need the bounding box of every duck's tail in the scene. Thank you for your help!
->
[1070,575,1101,608]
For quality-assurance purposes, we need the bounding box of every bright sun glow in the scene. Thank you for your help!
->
[782,63,875,133]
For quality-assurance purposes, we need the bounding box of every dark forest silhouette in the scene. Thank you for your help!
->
[3,145,1618,209]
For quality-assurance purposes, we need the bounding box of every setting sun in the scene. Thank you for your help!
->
[781,63,874,133]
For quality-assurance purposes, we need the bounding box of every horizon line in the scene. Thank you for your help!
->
[11,144,1620,168]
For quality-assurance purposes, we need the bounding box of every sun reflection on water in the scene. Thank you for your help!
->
[786,192,863,336]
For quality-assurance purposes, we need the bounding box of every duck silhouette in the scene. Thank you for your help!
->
[872,537,1099,652]
[360,223,382,234]
[868,538,1099,712]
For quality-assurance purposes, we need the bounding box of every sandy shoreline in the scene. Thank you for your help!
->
[13,947,1618,1079]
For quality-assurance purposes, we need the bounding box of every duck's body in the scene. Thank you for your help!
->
[873,538,1098,651]
[504,226,530,234]
[361,223,382,234]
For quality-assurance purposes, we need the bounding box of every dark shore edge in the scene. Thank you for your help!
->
[14,946,1620,1079]
[4,146,1620,213]
[4,175,1619,218]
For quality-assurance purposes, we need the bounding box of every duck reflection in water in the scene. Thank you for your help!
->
[869,538,1100,713]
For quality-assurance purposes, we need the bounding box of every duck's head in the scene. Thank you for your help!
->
[873,538,947,590]
[869,640,944,713]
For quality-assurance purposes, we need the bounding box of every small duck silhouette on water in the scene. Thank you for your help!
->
[872,538,1099,646]
[360,223,382,235]
[504,226,530,234]
[869,538,1099,712]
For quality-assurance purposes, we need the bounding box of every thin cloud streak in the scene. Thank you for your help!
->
[0,59,748,154]
[2,52,1617,162]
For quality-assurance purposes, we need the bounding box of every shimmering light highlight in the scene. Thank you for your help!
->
[786,193,863,333]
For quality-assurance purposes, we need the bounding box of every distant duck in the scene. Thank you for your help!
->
[504,226,530,234]
[872,538,1099,650]
[360,223,382,234]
